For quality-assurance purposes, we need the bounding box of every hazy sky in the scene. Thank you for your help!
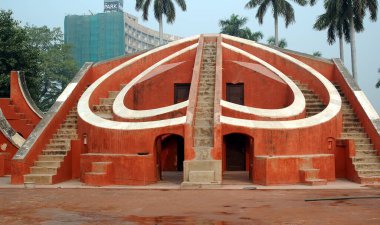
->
[1,0,379,112]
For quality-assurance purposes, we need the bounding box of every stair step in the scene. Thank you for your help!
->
[194,137,213,147]
[42,150,69,155]
[108,91,119,98]
[354,163,380,170]
[194,127,213,136]
[60,124,78,129]
[195,118,213,127]
[343,127,364,132]
[38,155,66,161]
[57,129,77,135]
[45,143,70,150]
[349,138,371,144]
[305,178,327,186]
[35,161,62,167]
[359,176,380,184]
[341,133,367,138]
[93,105,112,113]
[30,166,58,174]
[343,118,360,123]
[53,134,78,139]
[100,98,115,105]
[50,139,71,144]
[356,170,380,176]
[355,144,374,150]
[355,150,378,156]
[353,156,380,163]
[24,174,53,185]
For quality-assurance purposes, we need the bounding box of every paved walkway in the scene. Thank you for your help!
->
[0,188,379,224]
[0,172,375,190]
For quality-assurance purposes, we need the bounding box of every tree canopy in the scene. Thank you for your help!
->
[0,10,78,111]
[267,36,288,48]
[219,14,263,42]
[0,10,39,97]
[24,25,78,111]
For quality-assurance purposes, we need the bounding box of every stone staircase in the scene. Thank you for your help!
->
[335,85,380,184]
[193,42,216,161]
[93,84,126,119]
[24,107,78,184]
[292,80,325,117]
[290,79,327,185]
[84,162,113,186]
[299,158,327,185]
[6,99,35,136]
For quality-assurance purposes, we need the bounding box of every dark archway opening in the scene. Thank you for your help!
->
[156,134,184,184]
[223,133,254,184]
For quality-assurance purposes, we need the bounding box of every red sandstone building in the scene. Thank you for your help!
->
[1,34,379,186]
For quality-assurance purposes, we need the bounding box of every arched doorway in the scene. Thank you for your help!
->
[223,133,254,183]
[156,134,184,183]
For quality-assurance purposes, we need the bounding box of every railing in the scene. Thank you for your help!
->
[184,35,204,160]
[333,58,380,152]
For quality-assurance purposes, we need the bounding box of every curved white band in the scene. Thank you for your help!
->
[221,42,305,119]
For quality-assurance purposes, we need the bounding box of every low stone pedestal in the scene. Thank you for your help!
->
[182,160,222,187]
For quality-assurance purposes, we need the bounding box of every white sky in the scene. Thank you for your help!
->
[1,0,379,112]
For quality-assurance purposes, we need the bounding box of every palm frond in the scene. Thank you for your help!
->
[175,0,187,11]
[255,0,270,24]
[165,0,176,23]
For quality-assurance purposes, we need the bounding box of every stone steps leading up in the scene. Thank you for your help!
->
[291,77,325,117]
[24,107,79,185]
[193,42,217,160]
[335,84,380,184]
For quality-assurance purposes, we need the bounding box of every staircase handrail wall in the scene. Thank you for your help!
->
[0,108,25,148]
[8,71,43,127]
[184,35,204,160]
[11,63,93,184]
[15,71,44,118]
[333,58,380,152]
[212,35,223,160]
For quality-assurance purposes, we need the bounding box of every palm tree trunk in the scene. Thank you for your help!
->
[274,15,279,47]
[159,17,163,45]
[350,16,357,81]
[339,36,344,63]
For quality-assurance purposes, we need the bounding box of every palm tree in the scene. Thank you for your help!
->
[135,0,187,45]
[314,1,350,63]
[267,36,287,48]
[312,51,322,57]
[321,0,377,81]
[245,0,307,47]
[219,14,263,41]
[243,28,264,41]
[346,0,378,81]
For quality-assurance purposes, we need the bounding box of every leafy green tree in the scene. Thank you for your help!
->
[0,10,39,97]
[313,0,350,63]
[24,26,78,111]
[219,14,263,41]
[245,0,307,47]
[267,36,287,48]
[135,0,187,45]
